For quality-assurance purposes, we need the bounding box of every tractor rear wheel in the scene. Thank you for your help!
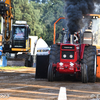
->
[82,46,88,83]
[81,64,88,83]
[49,44,60,64]
[83,46,97,83]
[87,46,97,82]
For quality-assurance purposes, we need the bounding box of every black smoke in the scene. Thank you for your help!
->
[65,0,99,34]
[94,0,100,3]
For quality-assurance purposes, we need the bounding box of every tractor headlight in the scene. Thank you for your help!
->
[63,54,67,58]
[59,62,63,66]
[69,54,73,58]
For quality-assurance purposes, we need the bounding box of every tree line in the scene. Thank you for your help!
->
[12,0,65,45]
[0,0,100,45]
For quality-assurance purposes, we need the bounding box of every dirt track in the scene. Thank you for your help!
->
[0,68,100,100]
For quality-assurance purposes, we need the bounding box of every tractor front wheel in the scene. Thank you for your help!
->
[48,63,54,81]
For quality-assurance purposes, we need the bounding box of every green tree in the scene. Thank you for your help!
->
[14,6,22,20]
[12,0,65,45]
[39,0,65,45]
[30,0,47,3]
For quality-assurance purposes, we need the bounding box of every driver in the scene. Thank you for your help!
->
[74,32,78,43]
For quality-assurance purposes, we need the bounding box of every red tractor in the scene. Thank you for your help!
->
[48,17,97,83]
[36,17,97,83]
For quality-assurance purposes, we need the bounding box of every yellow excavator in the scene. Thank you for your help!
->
[0,0,33,67]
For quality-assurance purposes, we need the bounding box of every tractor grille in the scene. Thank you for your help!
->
[62,45,75,49]
[62,51,74,59]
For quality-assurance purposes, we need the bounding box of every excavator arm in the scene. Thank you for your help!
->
[0,0,13,52]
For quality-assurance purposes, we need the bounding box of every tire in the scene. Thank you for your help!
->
[28,56,33,67]
[49,44,60,64]
[81,64,88,83]
[17,54,34,67]
[25,58,28,67]
[30,56,33,67]
[83,46,97,83]
[87,46,97,82]
[47,44,60,81]
[48,63,54,81]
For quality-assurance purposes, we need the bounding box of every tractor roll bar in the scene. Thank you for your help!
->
[53,14,100,44]
[53,17,65,44]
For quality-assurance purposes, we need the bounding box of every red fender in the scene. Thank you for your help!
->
[80,44,86,59]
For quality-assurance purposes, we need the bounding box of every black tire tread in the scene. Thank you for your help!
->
[48,63,53,81]
[81,64,88,83]
[83,46,97,82]
[48,44,60,81]
[49,44,60,64]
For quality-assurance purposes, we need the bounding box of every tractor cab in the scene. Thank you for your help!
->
[12,21,30,52]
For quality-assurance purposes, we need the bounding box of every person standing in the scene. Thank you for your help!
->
[0,42,2,59]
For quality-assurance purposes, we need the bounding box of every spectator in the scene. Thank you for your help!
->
[0,42,2,59]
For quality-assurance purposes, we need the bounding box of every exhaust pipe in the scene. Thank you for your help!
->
[70,35,74,44]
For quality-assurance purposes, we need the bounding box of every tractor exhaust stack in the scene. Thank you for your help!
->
[70,35,74,44]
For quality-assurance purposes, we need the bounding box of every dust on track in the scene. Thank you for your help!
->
[0,68,100,100]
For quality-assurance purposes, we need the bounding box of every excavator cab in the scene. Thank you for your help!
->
[11,21,30,53]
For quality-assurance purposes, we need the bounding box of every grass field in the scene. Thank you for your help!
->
[0,66,27,70]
